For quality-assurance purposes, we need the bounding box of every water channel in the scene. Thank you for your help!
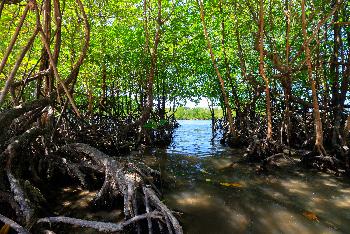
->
[144,120,350,234]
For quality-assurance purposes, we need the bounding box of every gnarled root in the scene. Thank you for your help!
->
[0,130,182,233]
[0,213,29,234]
[37,211,162,232]
[56,143,183,233]
[143,187,183,234]
[1,127,44,226]
[244,136,284,162]
[300,149,340,173]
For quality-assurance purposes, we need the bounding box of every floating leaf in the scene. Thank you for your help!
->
[205,178,211,182]
[0,224,10,234]
[220,182,243,188]
[303,211,319,222]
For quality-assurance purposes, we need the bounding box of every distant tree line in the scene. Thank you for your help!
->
[167,107,223,120]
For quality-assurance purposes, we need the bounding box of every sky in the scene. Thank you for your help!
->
[164,97,219,108]
[185,98,208,108]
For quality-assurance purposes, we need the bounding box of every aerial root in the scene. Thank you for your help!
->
[297,146,342,173]
[1,135,183,233]
[314,144,327,157]
[1,127,44,226]
[0,191,21,219]
[6,171,34,226]
[0,213,29,234]
[37,211,162,233]
[58,143,183,233]
[263,152,294,165]
[244,137,284,162]
[143,187,183,234]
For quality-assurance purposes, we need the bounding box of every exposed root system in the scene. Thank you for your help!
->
[0,100,183,234]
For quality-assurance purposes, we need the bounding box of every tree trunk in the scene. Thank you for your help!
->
[207,99,216,140]
[42,0,52,96]
[258,0,273,140]
[302,0,326,155]
[87,87,93,115]
[140,0,163,125]
[219,0,241,129]
[198,0,236,136]
[282,0,292,146]
[331,0,342,146]
[100,62,107,112]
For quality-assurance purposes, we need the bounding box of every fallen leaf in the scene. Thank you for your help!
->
[303,211,319,222]
[0,224,10,234]
[220,182,243,188]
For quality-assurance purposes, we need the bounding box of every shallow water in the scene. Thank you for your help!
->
[145,120,350,234]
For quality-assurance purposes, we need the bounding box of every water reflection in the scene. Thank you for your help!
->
[167,120,227,157]
[146,120,350,234]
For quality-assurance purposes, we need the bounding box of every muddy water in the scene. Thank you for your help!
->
[145,120,350,234]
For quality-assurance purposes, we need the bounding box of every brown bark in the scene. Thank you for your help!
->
[100,62,107,110]
[342,17,350,140]
[64,0,90,87]
[198,0,236,135]
[0,28,39,105]
[42,0,52,96]
[302,0,326,155]
[282,0,292,145]
[219,0,241,122]
[258,0,273,140]
[290,2,342,65]
[236,29,247,80]
[88,87,93,115]
[140,0,163,124]
[344,115,350,139]
[12,69,50,88]
[331,0,342,146]
[32,0,80,117]
[0,3,29,76]
[53,0,62,65]
[0,0,5,19]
